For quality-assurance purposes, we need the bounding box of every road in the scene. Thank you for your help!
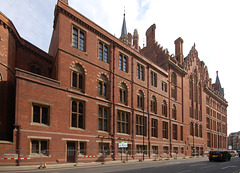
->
[12,156,240,173]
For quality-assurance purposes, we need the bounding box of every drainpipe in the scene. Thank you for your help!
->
[112,43,116,160]
[15,125,21,166]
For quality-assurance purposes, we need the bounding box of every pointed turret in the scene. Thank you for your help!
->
[213,71,224,96]
[120,12,128,44]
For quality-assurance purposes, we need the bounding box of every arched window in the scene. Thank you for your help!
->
[137,90,144,109]
[172,104,177,120]
[151,95,157,114]
[30,65,41,75]
[98,74,108,98]
[71,64,85,92]
[162,100,167,117]
[119,82,127,104]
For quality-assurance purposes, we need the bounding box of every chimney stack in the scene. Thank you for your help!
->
[146,24,156,46]
[133,29,139,50]
[174,37,184,64]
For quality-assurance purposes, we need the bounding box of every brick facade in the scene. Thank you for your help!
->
[0,0,228,165]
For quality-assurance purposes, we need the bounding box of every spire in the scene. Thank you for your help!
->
[121,8,127,36]
[120,8,128,44]
[214,71,224,95]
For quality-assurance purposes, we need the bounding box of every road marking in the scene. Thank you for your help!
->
[190,163,206,167]
[177,170,192,173]
[200,165,215,169]
[221,166,237,170]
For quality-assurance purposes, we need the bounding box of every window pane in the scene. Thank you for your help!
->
[79,102,83,114]
[98,119,102,130]
[33,105,40,123]
[98,82,102,95]
[103,84,106,96]
[32,140,39,153]
[104,46,108,62]
[42,107,49,125]
[79,74,83,89]
[119,55,123,70]
[78,115,84,129]
[72,28,78,48]
[72,113,77,127]
[79,31,85,51]
[41,141,48,155]
[104,108,107,119]
[72,101,77,112]
[104,120,107,131]
[123,57,127,72]
[98,43,103,60]
[72,72,77,87]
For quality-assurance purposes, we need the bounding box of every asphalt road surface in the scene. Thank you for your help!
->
[12,156,240,173]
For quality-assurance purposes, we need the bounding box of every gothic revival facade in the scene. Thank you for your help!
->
[0,0,228,165]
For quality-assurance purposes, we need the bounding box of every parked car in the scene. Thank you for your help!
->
[209,151,231,161]
[237,150,240,157]
[229,150,238,157]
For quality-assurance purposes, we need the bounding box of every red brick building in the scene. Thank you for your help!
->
[0,0,228,165]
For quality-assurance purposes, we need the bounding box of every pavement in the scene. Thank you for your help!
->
[0,156,198,172]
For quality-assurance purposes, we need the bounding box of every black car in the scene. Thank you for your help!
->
[209,151,231,161]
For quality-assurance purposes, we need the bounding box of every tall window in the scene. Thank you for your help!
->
[172,104,177,120]
[195,124,198,137]
[136,115,146,136]
[162,100,167,117]
[33,104,49,125]
[151,71,157,87]
[171,87,176,99]
[98,74,108,98]
[137,63,144,81]
[137,90,144,109]
[189,106,193,118]
[117,111,129,134]
[162,81,167,92]
[171,72,176,85]
[180,126,183,141]
[151,119,158,138]
[79,142,86,155]
[173,124,178,140]
[190,122,194,136]
[72,26,85,52]
[199,125,202,138]
[98,106,108,132]
[207,133,211,147]
[189,76,193,100]
[31,139,48,156]
[162,121,168,139]
[151,95,157,114]
[119,83,127,104]
[71,64,84,92]
[98,42,108,63]
[198,85,201,103]
[119,54,128,72]
[194,74,197,102]
[71,100,85,129]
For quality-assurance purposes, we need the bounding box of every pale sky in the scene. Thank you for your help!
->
[1,0,239,135]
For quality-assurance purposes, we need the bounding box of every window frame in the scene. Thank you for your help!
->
[162,121,168,139]
[71,100,85,129]
[136,115,146,136]
[119,53,128,72]
[151,71,157,87]
[72,26,86,52]
[32,104,50,126]
[151,118,158,138]
[31,139,49,156]
[137,63,144,81]
[98,41,109,63]
[172,124,178,140]
[98,106,109,132]
[117,110,129,134]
